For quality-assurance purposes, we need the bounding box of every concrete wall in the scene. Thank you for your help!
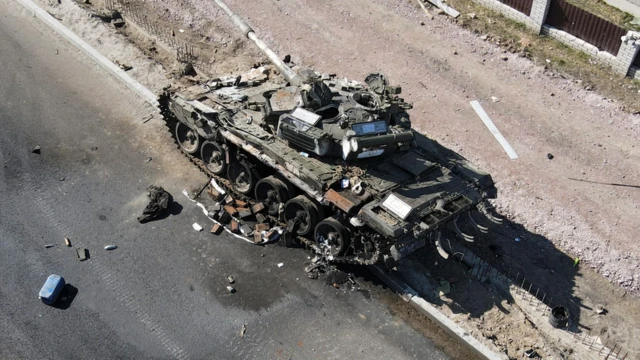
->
[472,0,640,78]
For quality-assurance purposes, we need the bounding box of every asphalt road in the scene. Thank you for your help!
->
[0,2,458,359]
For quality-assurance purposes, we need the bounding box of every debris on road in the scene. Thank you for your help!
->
[39,274,65,305]
[32,145,41,154]
[137,185,173,223]
[414,0,434,19]
[44,244,55,248]
[436,280,451,297]
[145,157,152,163]
[239,324,246,338]
[277,263,284,268]
[115,60,132,71]
[226,285,236,293]
[230,219,239,233]
[210,223,223,235]
[104,245,117,250]
[491,96,499,103]
[64,237,71,247]
[192,223,203,231]
[76,248,89,261]
[240,224,253,235]
[227,276,235,284]
[427,0,459,17]
[547,153,554,160]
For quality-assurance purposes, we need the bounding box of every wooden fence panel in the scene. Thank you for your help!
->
[546,0,627,54]
[497,0,534,15]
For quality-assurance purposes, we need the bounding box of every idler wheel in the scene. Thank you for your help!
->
[284,195,319,237]
[227,159,256,195]
[314,218,350,256]
[255,176,290,216]
[175,122,200,154]
[201,141,226,175]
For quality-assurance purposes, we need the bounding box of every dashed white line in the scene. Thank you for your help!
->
[470,100,519,160]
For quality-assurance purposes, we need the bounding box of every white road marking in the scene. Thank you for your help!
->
[470,100,519,160]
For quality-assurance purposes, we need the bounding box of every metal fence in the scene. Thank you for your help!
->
[101,0,212,73]
[460,245,630,360]
[546,0,627,55]
[497,0,534,16]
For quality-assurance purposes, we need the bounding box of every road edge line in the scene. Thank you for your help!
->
[14,0,159,107]
[369,266,508,360]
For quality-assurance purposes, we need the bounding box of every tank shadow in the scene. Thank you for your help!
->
[395,212,584,332]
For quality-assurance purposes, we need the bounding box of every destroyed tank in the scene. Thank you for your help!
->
[159,0,500,266]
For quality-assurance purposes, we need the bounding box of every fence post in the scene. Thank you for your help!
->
[613,31,640,77]
[528,0,551,34]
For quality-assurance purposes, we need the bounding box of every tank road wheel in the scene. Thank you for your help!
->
[201,141,226,175]
[315,218,350,256]
[175,122,200,154]
[227,159,256,195]
[255,176,290,216]
[284,195,319,237]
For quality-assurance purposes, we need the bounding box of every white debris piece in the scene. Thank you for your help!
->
[104,245,117,250]
[277,263,284,268]
[192,223,203,231]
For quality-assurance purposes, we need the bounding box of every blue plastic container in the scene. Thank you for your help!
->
[39,274,65,305]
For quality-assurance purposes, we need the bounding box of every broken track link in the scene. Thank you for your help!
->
[159,98,381,266]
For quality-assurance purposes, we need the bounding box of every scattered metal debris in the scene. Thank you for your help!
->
[44,244,55,248]
[76,248,89,261]
[425,0,459,18]
[137,185,173,223]
[227,276,235,284]
[239,324,246,337]
[32,145,41,154]
[568,177,640,189]
[277,263,284,268]
[414,0,434,19]
[549,305,569,328]
[192,223,203,231]
[226,285,236,293]
[104,245,117,250]
[145,157,153,163]
[64,237,71,247]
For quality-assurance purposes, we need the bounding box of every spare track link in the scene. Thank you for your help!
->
[160,104,381,265]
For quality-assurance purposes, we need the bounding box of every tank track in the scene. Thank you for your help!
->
[160,98,381,265]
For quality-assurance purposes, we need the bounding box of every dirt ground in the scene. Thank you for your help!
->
[36,0,640,358]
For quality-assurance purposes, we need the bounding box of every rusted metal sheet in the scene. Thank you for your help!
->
[546,0,627,54]
[325,189,356,214]
[498,0,533,16]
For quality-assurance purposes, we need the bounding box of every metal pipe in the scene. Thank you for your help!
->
[212,0,302,86]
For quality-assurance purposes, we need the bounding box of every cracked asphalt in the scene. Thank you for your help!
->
[0,2,472,359]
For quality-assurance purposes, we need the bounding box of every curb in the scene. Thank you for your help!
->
[369,266,508,360]
[14,0,159,107]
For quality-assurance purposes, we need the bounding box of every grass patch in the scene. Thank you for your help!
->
[419,0,640,113]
